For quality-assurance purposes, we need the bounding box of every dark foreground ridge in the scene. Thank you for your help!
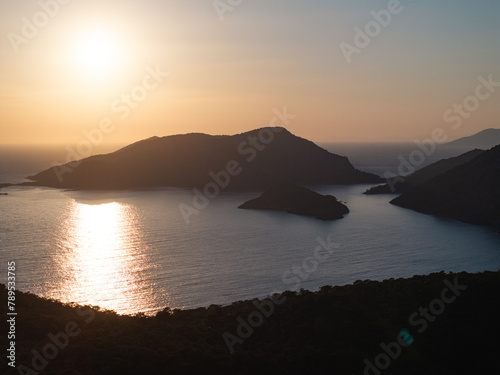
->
[1,270,499,374]
[26,127,381,190]
[239,182,349,220]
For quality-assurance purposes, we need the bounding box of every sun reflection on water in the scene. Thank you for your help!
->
[51,200,167,315]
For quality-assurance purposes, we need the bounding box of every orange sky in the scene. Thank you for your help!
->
[0,0,499,146]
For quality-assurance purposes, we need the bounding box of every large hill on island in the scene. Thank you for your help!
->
[27,128,381,190]
[391,144,500,226]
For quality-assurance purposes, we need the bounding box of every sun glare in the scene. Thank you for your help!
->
[70,29,126,77]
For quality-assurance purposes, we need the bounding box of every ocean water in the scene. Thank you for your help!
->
[0,144,499,315]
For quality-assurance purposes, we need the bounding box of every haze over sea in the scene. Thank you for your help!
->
[1,143,499,315]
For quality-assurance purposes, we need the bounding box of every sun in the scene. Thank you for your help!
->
[70,29,126,77]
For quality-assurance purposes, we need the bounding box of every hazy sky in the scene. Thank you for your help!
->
[0,0,499,145]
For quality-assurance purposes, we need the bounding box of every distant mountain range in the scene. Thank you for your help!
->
[27,128,381,190]
[444,128,500,150]
[391,144,500,227]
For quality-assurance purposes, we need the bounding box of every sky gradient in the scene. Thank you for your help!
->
[0,0,499,146]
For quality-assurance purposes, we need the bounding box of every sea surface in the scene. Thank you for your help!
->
[0,144,499,315]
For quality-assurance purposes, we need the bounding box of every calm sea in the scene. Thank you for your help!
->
[1,144,498,315]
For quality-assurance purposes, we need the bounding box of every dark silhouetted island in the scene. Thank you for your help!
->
[239,182,349,220]
[364,149,484,195]
[1,270,499,374]
[25,127,382,190]
[391,144,500,227]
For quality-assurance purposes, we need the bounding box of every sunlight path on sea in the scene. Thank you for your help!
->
[51,200,169,315]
